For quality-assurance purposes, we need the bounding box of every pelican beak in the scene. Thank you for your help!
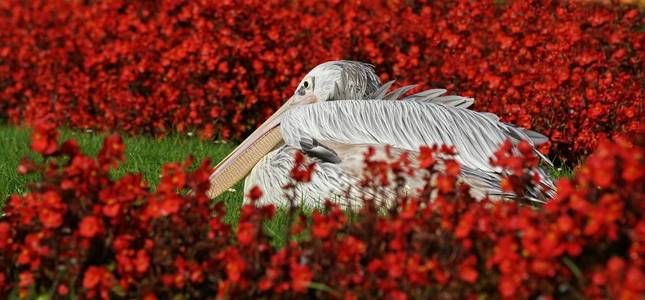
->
[206,94,317,198]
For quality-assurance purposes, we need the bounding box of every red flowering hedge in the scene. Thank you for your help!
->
[0,0,642,161]
[1,124,643,299]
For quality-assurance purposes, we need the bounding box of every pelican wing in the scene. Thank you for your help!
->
[280,100,550,174]
[370,83,549,146]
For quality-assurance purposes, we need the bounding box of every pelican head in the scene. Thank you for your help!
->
[296,60,381,101]
[207,60,380,198]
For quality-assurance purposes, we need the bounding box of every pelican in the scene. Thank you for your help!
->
[207,61,555,207]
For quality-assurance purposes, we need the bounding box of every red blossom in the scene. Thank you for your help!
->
[0,223,10,249]
[98,134,125,170]
[290,151,316,182]
[236,222,256,246]
[418,146,436,169]
[30,119,59,156]
[458,256,479,283]
[79,216,101,238]
[58,284,69,296]
[247,186,263,201]
[18,272,33,288]
[290,263,313,293]
[83,266,105,289]
[159,195,182,216]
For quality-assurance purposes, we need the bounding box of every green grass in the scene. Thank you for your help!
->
[0,125,237,198]
[0,124,308,246]
[545,164,574,179]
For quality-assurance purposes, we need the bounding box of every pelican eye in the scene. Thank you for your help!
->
[297,77,314,96]
[304,77,314,90]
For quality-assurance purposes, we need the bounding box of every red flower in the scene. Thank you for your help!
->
[18,272,33,288]
[418,146,436,169]
[290,151,316,182]
[459,256,479,283]
[58,284,69,296]
[436,175,455,193]
[83,266,104,289]
[237,222,256,246]
[225,251,246,283]
[290,263,312,293]
[247,186,263,201]
[39,209,63,229]
[30,119,59,156]
[0,223,10,249]
[498,276,517,298]
[159,195,182,216]
[98,134,125,170]
[79,216,101,238]
[311,211,333,239]
[445,160,460,176]
[135,250,150,273]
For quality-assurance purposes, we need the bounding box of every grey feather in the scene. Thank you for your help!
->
[368,80,473,108]
[480,112,500,122]
[428,95,475,108]
[300,137,342,164]
[503,126,554,166]
[383,84,417,100]
[480,113,549,146]
[367,80,396,99]
[282,100,507,172]
[325,61,381,100]
[523,129,549,145]
[404,88,447,101]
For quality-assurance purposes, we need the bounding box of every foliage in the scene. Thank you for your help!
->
[0,0,642,161]
[0,123,642,299]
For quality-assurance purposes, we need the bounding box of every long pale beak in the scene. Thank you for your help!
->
[206,95,313,198]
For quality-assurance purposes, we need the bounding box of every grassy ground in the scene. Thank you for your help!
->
[0,124,314,246]
[0,125,234,198]
[0,124,573,246]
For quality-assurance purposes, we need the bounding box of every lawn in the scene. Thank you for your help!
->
[0,125,235,199]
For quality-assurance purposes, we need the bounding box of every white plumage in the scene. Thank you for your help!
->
[208,60,555,206]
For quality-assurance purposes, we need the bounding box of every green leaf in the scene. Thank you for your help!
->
[308,281,339,296]
[562,257,585,284]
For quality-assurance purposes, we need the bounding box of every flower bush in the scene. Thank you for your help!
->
[1,123,642,299]
[0,0,642,161]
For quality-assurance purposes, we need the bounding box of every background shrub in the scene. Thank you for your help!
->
[0,0,642,162]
